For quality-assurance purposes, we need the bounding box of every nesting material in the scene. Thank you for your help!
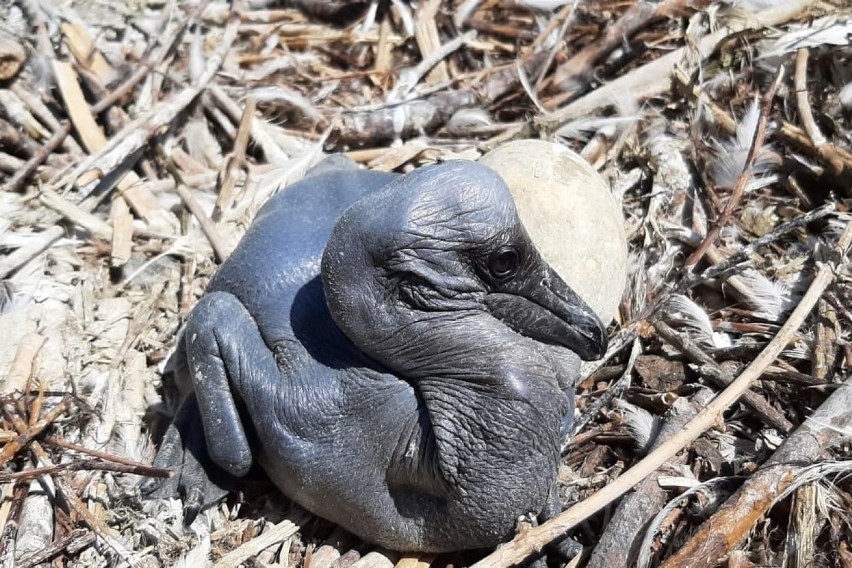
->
[480,140,628,323]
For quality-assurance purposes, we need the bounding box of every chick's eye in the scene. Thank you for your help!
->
[488,247,520,279]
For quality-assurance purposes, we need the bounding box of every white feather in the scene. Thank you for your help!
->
[665,294,717,347]
[516,0,574,10]
[710,100,777,188]
[726,268,797,321]
[760,16,852,59]
[616,400,660,453]
[722,0,785,11]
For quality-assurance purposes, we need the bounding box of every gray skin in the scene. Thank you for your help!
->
[145,157,607,553]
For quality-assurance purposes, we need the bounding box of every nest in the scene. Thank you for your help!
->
[1,0,851,566]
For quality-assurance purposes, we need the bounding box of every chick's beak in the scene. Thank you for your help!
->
[484,263,608,361]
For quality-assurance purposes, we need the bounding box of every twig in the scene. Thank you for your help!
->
[0,480,29,565]
[396,31,476,100]
[160,148,230,262]
[336,53,548,146]
[41,436,169,472]
[4,139,62,190]
[38,189,114,239]
[469,217,852,568]
[585,388,715,568]
[653,321,793,432]
[53,15,239,196]
[9,83,83,155]
[792,47,852,193]
[0,226,66,281]
[208,85,289,166]
[0,459,170,483]
[679,203,836,290]
[685,66,785,268]
[214,97,255,221]
[8,417,135,563]
[0,396,72,468]
[793,48,826,148]
[568,338,641,446]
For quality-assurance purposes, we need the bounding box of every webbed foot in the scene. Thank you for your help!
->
[140,394,234,524]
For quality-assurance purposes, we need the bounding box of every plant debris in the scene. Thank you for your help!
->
[1,0,851,566]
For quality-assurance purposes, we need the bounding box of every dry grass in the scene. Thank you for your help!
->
[1,0,851,566]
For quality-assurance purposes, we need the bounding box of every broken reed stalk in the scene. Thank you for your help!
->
[584,388,715,568]
[660,375,852,568]
[17,528,95,568]
[539,0,818,130]
[470,218,852,568]
[548,0,711,103]
[7,415,135,560]
[686,66,785,268]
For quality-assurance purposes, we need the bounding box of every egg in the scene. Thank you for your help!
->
[479,140,628,323]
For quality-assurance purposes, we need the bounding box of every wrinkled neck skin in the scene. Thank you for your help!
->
[322,230,573,501]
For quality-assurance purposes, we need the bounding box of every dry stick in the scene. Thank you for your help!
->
[160,149,230,262]
[17,528,95,568]
[0,480,30,565]
[653,321,793,432]
[5,17,181,195]
[9,83,83,155]
[4,334,46,394]
[470,219,852,568]
[792,47,852,192]
[212,510,310,568]
[41,436,171,474]
[207,85,289,166]
[37,189,114,239]
[27,376,48,428]
[2,19,235,279]
[52,60,162,224]
[533,3,577,92]
[337,52,547,146]
[0,459,169,483]
[569,338,641,445]
[2,123,72,193]
[177,182,229,262]
[685,66,785,269]
[794,48,826,148]
[539,0,818,129]
[0,225,66,281]
[660,375,852,568]
[43,435,171,474]
[414,0,450,85]
[397,30,476,99]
